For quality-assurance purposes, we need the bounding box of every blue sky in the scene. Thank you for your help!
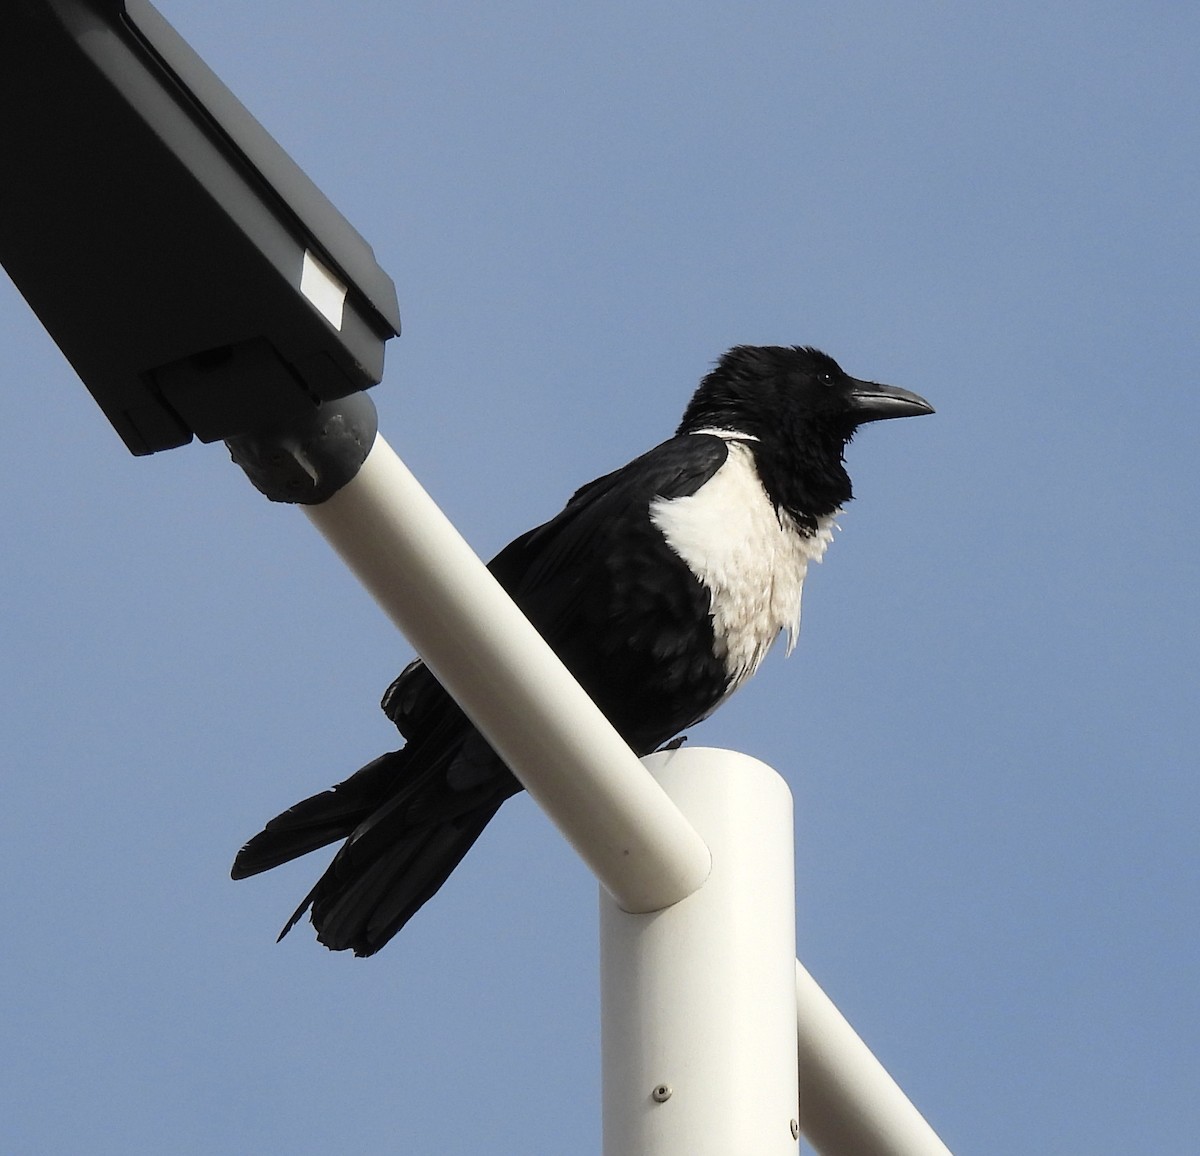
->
[2,2,1197,1152]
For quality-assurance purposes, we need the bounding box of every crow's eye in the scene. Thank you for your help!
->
[818,371,836,387]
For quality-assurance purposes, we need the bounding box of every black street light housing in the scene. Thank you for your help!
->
[0,0,401,456]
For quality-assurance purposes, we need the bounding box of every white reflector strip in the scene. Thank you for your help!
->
[300,249,347,330]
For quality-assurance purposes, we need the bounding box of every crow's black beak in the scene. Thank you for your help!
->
[847,379,935,423]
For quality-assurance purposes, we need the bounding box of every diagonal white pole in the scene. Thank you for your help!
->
[303,432,711,914]
[289,428,953,1156]
[796,961,954,1156]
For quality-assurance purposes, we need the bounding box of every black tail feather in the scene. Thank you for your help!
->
[231,751,404,880]
[234,741,518,956]
[304,803,503,956]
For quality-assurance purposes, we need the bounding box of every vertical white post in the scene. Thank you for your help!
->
[601,747,800,1156]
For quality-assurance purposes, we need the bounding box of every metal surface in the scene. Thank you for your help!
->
[601,747,800,1156]
[796,960,953,1156]
[299,430,953,1155]
[226,390,378,505]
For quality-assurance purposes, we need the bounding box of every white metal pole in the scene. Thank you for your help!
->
[601,747,800,1156]
[291,426,954,1156]
[303,433,712,914]
[796,960,953,1156]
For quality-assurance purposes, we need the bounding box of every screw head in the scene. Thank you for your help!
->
[790,1118,800,1140]
[651,1084,672,1103]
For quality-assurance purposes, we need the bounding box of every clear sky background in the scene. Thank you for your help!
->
[2,2,1196,1153]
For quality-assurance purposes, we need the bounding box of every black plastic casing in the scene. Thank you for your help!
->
[0,0,401,455]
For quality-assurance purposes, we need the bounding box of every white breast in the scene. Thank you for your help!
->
[649,439,837,693]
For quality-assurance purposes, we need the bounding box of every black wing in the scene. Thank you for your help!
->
[384,432,732,755]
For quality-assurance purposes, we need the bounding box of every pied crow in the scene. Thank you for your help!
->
[232,344,933,956]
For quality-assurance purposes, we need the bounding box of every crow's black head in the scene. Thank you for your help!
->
[678,345,933,526]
